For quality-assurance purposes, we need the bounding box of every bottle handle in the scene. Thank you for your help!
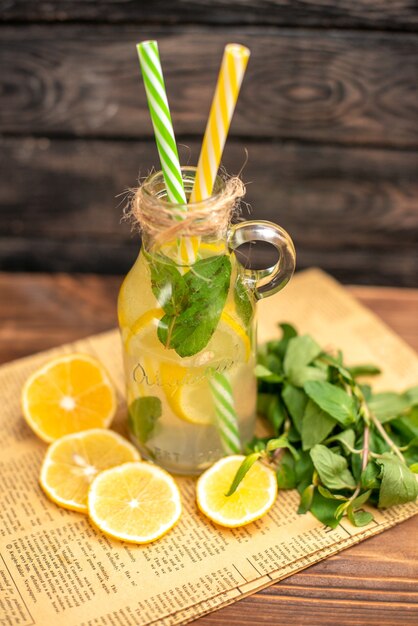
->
[228,220,296,299]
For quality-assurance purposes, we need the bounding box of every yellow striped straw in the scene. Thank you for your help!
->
[190,43,250,203]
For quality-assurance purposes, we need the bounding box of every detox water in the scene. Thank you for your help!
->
[118,247,257,475]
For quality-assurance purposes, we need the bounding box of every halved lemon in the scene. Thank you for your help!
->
[196,455,277,527]
[88,462,182,544]
[22,354,117,442]
[40,429,140,513]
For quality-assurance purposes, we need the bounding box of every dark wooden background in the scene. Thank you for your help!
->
[1,1,417,286]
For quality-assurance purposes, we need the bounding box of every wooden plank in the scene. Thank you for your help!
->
[2,1,417,31]
[349,286,418,351]
[1,137,417,285]
[1,26,417,147]
[197,515,418,625]
[0,273,122,363]
[0,271,417,626]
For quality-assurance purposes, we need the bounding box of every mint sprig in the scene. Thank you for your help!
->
[149,253,231,357]
[227,324,418,528]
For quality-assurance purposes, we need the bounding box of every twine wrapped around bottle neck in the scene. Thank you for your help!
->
[129,175,245,247]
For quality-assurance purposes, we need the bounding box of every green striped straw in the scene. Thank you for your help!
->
[137,41,187,205]
[209,371,241,454]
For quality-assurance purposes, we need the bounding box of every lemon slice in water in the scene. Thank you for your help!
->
[160,314,251,425]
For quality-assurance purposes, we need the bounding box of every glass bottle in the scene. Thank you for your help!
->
[118,167,295,474]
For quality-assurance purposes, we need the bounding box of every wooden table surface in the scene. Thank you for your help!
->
[1,271,418,626]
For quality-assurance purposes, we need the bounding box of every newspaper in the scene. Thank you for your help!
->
[0,268,417,626]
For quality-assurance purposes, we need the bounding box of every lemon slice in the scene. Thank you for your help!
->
[220,310,251,362]
[122,308,163,350]
[159,313,251,425]
[22,354,117,442]
[160,362,213,425]
[40,429,140,513]
[196,455,277,527]
[88,462,182,544]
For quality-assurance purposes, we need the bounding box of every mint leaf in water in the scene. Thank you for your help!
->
[375,453,418,508]
[128,396,162,443]
[304,380,357,426]
[149,254,186,315]
[234,275,253,326]
[156,255,231,357]
[310,444,356,490]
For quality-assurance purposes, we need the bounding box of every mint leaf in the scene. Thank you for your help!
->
[391,407,418,441]
[369,392,410,423]
[267,397,287,434]
[266,434,299,459]
[294,451,315,492]
[304,380,357,426]
[254,364,283,383]
[310,488,344,528]
[267,323,298,359]
[282,384,308,434]
[405,386,418,405]
[290,365,328,387]
[257,394,286,434]
[325,429,356,453]
[317,486,347,501]
[298,484,314,514]
[375,453,418,508]
[225,452,262,496]
[149,254,186,315]
[234,275,253,326]
[404,437,418,466]
[283,335,322,386]
[347,507,374,527]
[301,399,336,450]
[276,450,297,489]
[128,396,162,443]
[361,461,380,490]
[310,444,356,490]
[158,255,231,357]
[351,490,372,509]
[347,364,381,378]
